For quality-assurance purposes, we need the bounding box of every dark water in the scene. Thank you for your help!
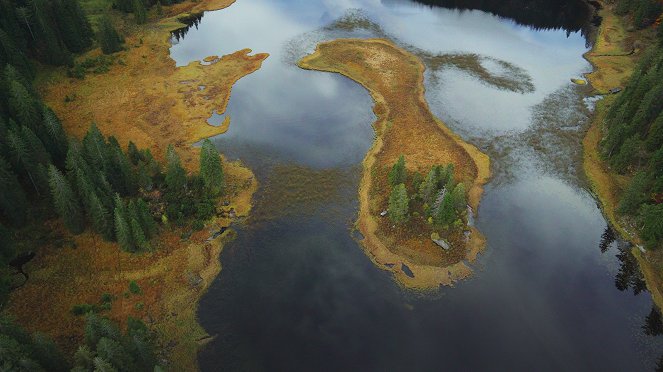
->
[169,0,663,370]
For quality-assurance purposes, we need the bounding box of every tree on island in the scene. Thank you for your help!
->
[388,155,407,186]
[388,183,409,223]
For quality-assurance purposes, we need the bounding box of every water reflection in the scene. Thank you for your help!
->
[166,0,663,370]
[410,0,597,42]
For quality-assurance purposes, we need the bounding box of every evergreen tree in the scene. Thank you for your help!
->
[31,333,69,372]
[6,127,45,194]
[48,164,85,234]
[114,195,134,252]
[388,155,407,186]
[0,156,28,225]
[135,198,156,237]
[97,16,124,55]
[388,183,409,223]
[433,192,456,227]
[200,139,224,196]
[38,106,68,166]
[96,337,135,371]
[640,203,663,249]
[130,217,149,251]
[165,144,186,195]
[93,357,118,372]
[619,171,650,214]
[73,345,96,371]
[419,166,439,204]
[8,79,39,128]
[83,123,108,170]
[449,182,467,212]
[132,0,147,24]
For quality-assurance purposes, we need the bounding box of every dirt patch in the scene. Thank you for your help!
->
[299,39,490,290]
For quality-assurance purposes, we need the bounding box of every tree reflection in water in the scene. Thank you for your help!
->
[599,224,663,370]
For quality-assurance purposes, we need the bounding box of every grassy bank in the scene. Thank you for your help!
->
[299,39,490,290]
[583,2,663,310]
[6,0,265,369]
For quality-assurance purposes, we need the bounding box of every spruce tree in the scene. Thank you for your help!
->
[640,203,663,248]
[419,167,439,204]
[135,198,156,237]
[97,16,124,54]
[619,171,650,215]
[83,123,108,170]
[0,156,28,226]
[388,183,409,223]
[200,139,224,196]
[48,164,85,234]
[433,192,455,227]
[8,80,38,128]
[388,155,407,186]
[449,183,467,212]
[114,195,134,252]
[73,346,96,371]
[39,106,68,166]
[165,144,186,195]
[132,0,147,24]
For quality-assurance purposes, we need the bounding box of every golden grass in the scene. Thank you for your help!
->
[582,1,663,310]
[299,39,490,290]
[6,0,265,369]
[6,161,256,369]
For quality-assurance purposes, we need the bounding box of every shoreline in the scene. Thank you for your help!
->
[582,1,663,310]
[6,0,264,369]
[299,38,490,290]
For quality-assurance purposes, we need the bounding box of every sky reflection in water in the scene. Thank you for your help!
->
[170,0,663,370]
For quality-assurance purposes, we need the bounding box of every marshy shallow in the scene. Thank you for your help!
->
[169,0,663,370]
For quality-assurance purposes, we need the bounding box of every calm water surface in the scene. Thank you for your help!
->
[170,0,663,370]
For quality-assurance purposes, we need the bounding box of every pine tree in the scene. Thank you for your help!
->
[135,198,156,237]
[114,195,134,252]
[130,217,149,251]
[31,333,70,372]
[640,203,663,248]
[433,192,455,227]
[73,346,96,371]
[6,127,42,194]
[449,183,467,212]
[165,144,186,195]
[619,171,650,215]
[200,139,224,196]
[388,183,408,223]
[132,0,147,24]
[38,106,68,166]
[419,167,439,204]
[48,164,85,234]
[8,80,39,128]
[93,357,118,372]
[388,155,407,186]
[97,16,124,54]
[83,123,108,170]
[96,337,135,371]
[0,156,28,226]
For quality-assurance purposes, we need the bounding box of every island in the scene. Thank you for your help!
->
[299,39,490,289]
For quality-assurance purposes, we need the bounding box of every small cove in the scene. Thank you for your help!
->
[169,0,663,369]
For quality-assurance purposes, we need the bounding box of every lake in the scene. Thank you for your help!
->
[169,0,663,370]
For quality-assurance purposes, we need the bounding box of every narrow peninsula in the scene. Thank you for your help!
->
[299,39,490,289]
